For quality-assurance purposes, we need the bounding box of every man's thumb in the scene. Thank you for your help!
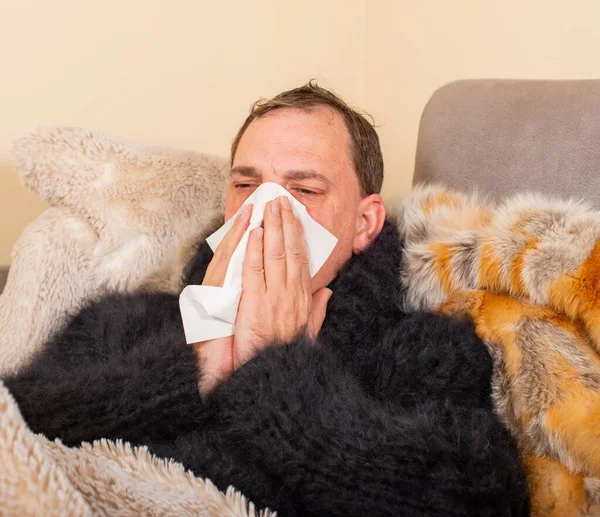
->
[310,288,333,339]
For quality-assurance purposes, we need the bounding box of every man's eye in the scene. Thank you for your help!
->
[295,188,318,196]
[234,183,255,190]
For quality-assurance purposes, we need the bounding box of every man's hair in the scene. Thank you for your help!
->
[230,81,384,195]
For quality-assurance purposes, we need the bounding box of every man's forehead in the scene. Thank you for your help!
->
[244,106,347,141]
[235,108,352,167]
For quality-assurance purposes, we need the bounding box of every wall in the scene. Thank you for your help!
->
[3,0,600,263]
[0,0,365,264]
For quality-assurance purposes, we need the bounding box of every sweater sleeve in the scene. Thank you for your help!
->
[150,335,530,517]
[2,291,204,447]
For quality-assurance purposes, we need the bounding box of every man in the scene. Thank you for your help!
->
[4,83,529,516]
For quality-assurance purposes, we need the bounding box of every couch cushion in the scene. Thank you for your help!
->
[413,79,600,206]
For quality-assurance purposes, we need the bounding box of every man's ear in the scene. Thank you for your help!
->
[353,194,386,254]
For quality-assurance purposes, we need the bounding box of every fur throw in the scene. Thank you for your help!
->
[396,185,600,516]
[1,127,229,376]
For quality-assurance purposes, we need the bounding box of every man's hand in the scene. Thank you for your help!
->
[193,203,252,398]
[233,196,332,368]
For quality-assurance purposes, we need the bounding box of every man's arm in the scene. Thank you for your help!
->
[3,292,204,446]
[3,199,256,443]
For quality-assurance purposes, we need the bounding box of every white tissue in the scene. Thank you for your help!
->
[179,182,338,343]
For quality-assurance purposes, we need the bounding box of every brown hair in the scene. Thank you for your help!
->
[230,80,384,195]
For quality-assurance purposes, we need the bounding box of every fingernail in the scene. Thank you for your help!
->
[270,198,280,215]
[281,196,291,210]
[255,227,264,239]
[244,204,253,214]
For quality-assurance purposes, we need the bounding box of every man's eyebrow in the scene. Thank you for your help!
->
[230,166,332,186]
[230,166,261,178]
[283,169,332,186]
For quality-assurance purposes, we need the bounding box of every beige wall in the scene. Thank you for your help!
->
[3,0,600,264]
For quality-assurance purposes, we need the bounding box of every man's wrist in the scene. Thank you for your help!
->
[192,338,234,399]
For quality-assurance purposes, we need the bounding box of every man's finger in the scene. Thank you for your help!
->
[263,198,286,289]
[280,196,310,289]
[242,227,265,293]
[204,204,252,286]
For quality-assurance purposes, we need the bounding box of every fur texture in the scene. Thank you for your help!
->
[4,221,530,516]
[401,184,600,516]
[1,127,229,376]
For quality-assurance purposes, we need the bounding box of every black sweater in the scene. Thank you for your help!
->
[4,221,530,516]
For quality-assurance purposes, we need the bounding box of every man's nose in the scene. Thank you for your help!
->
[261,174,287,190]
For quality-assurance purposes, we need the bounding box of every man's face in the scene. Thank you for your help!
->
[226,106,364,292]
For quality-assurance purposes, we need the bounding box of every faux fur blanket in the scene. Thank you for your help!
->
[397,186,600,516]
[1,127,229,377]
[0,128,267,516]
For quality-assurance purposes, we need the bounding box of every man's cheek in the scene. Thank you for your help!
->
[224,190,245,221]
[224,205,238,222]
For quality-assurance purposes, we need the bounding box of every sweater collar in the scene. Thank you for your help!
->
[319,219,405,350]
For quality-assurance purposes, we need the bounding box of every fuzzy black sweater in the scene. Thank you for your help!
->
[4,221,530,516]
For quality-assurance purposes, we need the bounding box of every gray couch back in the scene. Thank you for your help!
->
[413,79,600,206]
